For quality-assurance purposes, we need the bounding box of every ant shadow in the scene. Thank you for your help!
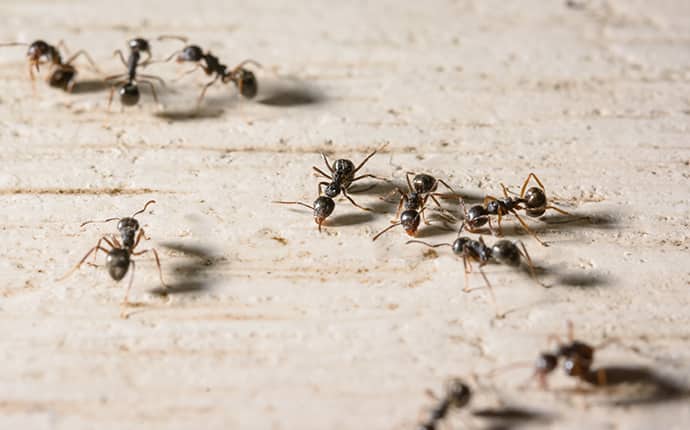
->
[536,261,613,289]
[584,365,689,406]
[149,241,222,296]
[154,107,225,121]
[257,77,326,107]
[541,210,619,230]
[330,212,375,227]
[472,406,554,429]
[71,79,108,94]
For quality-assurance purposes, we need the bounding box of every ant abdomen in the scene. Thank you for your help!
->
[49,67,76,90]
[524,187,547,217]
[466,205,488,228]
[236,69,258,98]
[412,173,437,194]
[106,249,130,281]
[400,210,421,236]
[119,83,140,106]
[491,240,521,266]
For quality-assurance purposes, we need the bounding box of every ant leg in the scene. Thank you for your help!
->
[342,188,372,212]
[353,148,379,174]
[478,266,502,319]
[512,211,548,247]
[392,195,405,223]
[317,181,329,195]
[500,183,511,199]
[520,173,546,198]
[112,49,128,67]
[107,81,125,111]
[230,59,263,73]
[462,255,471,292]
[545,205,574,216]
[120,260,136,319]
[372,222,401,241]
[566,320,575,342]
[320,152,335,173]
[57,245,111,281]
[312,166,332,180]
[132,248,167,287]
[515,240,546,287]
[93,235,117,263]
[352,173,389,183]
[65,50,101,73]
[405,171,415,192]
[138,80,160,105]
[172,64,202,82]
[435,179,457,195]
[138,74,167,88]
[196,75,220,108]
[131,229,147,251]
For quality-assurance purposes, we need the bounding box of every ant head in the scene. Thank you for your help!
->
[445,379,471,408]
[106,248,130,281]
[333,159,355,175]
[117,217,140,234]
[27,40,50,61]
[536,352,558,375]
[412,173,436,193]
[313,196,335,226]
[490,240,520,266]
[49,67,76,90]
[324,183,341,198]
[178,45,204,62]
[452,237,470,255]
[400,210,420,236]
[235,69,258,99]
[466,205,487,227]
[129,38,151,53]
[119,83,140,106]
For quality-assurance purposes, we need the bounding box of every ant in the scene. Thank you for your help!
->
[272,196,335,232]
[0,39,100,92]
[418,378,472,430]
[57,200,167,316]
[105,38,165,108]
[530,321,611,389]
[158,35,260,107]
[313,145,387,213]
[407,223,543,317]
[372,172,457,240]
[462,173,573,247]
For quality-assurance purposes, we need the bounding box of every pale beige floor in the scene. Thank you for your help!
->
[0,1,689,429]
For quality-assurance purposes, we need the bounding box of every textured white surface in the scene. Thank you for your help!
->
[1,0,689,429]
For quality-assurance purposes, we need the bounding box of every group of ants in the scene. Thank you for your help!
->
[1,36,259,108]
[4,37,634,430]
[50,143,623,429]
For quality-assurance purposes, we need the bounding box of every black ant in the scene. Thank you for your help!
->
[158,35,260,107]
[530,321,611,389]
[407,223,543,317]
[418,378,472,430]
[0,39,100,91]
[373,172,457,240]
[312,145,387,213]
[105,38,165,108]
[57,200,167,316]
[272,196,335,232]
[462,173,573,247]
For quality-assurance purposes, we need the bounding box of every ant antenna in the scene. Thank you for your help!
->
[131,200,156,218]
[80,217,120,228]
[405,240,452,248]
[371,222,401,241]
[0,42,29,47]
[157,35,189,43]
[272,200,314,210]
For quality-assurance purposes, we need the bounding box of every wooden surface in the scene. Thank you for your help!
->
[1,1,689,429]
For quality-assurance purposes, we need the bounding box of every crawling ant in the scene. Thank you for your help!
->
[313,145,387,212]
[57,200,167,316]
[529,321,611,389]
[418,378,472,430]
[105,38,165,108]
[373,172,457,240]
[407,223,543,317]
[272,196,335,232]
[0,39,99,91]
[158,35,260,107]
[462,173,573,247]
